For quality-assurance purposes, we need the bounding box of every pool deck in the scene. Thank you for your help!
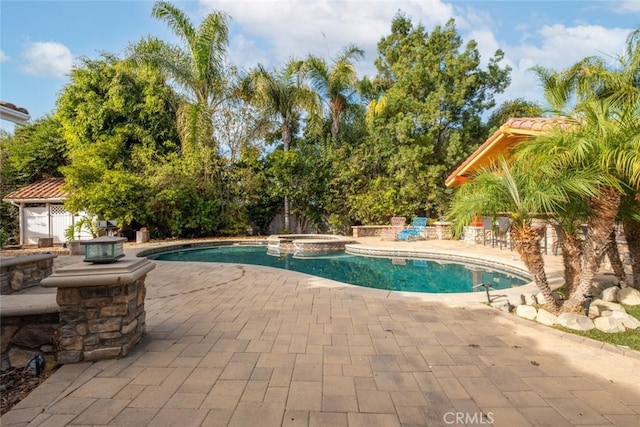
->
[2,237,639,426]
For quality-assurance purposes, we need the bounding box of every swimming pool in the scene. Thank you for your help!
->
[147,244,529,293]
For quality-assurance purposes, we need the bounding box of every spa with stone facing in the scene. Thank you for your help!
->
[266,234,356,256]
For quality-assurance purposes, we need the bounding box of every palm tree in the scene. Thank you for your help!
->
[620,193,640,288]
[529,28,640,299]
[242,60,320,231]
[546,195,588,295]
[532,28,640,113]
[448,154,602,313]
[303,44,364,143]
[520,100,639,311]
[127,1,229,153]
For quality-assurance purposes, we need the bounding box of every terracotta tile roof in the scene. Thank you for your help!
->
[3,178,67,202]
[445,117,574,187]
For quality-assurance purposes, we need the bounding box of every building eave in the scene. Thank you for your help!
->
[2,198,66,205]
[445,117,574,188]
[0,104,31,124]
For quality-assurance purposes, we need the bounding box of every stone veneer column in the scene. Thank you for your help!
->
[434,221,453,240]
[41,258,155,364]
[463,226,484,245]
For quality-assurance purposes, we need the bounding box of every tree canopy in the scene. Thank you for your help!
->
[350,15,511,222]
[57,55,180,225]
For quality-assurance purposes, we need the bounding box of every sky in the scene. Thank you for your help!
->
[1,0,639,133]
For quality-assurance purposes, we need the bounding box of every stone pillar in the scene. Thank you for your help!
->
[434,221,453,240]
[41,258,155,364]
[463,226,484,245]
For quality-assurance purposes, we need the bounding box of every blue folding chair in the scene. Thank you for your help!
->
[397,217,428,241]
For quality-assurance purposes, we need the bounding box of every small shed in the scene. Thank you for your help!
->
[2,178,90,245]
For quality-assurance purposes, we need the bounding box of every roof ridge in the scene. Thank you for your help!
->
[3,177,67,201]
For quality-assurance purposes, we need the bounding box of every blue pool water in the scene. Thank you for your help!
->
[147,245,529,293]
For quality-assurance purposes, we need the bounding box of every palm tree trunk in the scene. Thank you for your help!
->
[284,195,290,232]
[331,109,340,143]
[623,215,640,289]
[562,187,621,312]
[511,224,560,313]
[282,121,292,232]
[560,233,582,295]
[606,229,628,288]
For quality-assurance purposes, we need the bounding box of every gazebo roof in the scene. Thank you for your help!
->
[445,117,574,187]
[3,178,67,203]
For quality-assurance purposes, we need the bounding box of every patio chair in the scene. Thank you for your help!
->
[552,224,564,256]
[482,216,495,246]
[380,217,406,241]
[494,216,512,250]
[397,217,428,241]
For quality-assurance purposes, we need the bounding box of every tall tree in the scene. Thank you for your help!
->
[128,0,229,152]
[242,60,319,231]
[359,15,510,220]
[0,116,68,244]
[57,55,180,225]
[1,115,67,183]
[303,44,364,143]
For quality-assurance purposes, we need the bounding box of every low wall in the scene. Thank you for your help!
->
[2,257,155,370]
[1,309,59,371]
[351,226,390,238]
[0,253,57,295]
[352,226,440,239]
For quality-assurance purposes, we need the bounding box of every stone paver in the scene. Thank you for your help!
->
[2,239,639,426]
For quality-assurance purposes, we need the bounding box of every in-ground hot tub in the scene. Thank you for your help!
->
[267,234,355,257]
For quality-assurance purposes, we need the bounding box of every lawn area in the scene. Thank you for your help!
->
[554,304,640,352]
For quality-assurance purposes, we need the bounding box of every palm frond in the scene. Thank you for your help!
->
[152,1,196,46]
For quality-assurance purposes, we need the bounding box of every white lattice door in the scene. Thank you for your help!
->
[50,205,73,244]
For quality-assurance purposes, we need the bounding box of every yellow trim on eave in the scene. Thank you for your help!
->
[446,133,505,187]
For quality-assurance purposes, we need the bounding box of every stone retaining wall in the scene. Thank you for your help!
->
[1,311,59,371]
[351,226,389,237]
[0,253,56,294]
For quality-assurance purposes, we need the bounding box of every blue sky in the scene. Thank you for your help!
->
[1,0,638,133]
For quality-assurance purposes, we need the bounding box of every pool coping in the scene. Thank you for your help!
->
[343,242,566,303]
[129,238,554,304]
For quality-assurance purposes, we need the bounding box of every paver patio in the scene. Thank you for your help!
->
[2,239,639,426]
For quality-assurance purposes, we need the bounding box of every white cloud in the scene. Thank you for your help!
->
[21,41,73,78]
[617,0,640,13]
[0,50,9,62]
[535,24,629,68]
[201,0,455,76]
[199,1,632,113]
[495,24,631,109]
